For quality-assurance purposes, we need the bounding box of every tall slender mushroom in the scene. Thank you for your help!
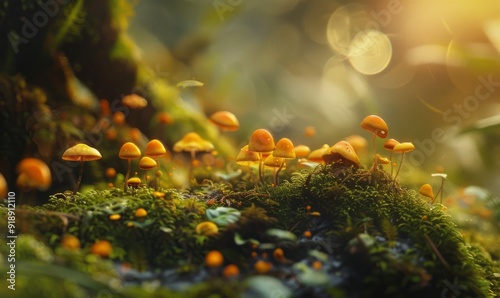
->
[383,138,400,177]
[145,139,167,190]
[272,138,296,185]
[119,142,141,190]
[62,144,102,194]
[392,142,415,182]
[361,115,389,156]
[248,129,275,183]
[431,173,447,204]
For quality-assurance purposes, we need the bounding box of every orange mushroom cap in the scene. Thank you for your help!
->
[209,111,240,131]
[322,141,360,168]
[135,207,147,217]
[119,142,141,159]
[139,157,157,170]
[374,154,391,165]
[264,155,286,169]
[236,145,261,166]
[62,144,102,162]
[205,250,224,268]
[145,139,167,158]
[173,132,214,154]
[195,221,219,236]
[383,139,400,151]
[419,183,434,199]
[248,129,275,153]
[273,138,296,159]
[344,134,368,154]
[122,94,148,109]
[16,158,52,190]
[393,142,415,153]
[127,177,142,187]
[294,145,311,158]
[307,144,330,163]
[361,115,389,138]
[90,240,112,258]
[223,264,240,278]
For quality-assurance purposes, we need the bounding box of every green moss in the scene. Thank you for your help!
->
[1,163,498,297]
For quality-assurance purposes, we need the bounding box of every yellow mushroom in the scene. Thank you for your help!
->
[119,142,141,190]
[62,144,101,194]
[248,129,275,183]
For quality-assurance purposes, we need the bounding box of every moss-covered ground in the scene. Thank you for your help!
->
[1,164,499,297]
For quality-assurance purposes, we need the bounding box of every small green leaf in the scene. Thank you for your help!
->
[266,229,297,241]
[206,207,241,226]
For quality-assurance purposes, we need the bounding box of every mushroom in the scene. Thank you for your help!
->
[392,142,415,182]
[223,264,240,278]
[135,207,147,218]
[145,139,167,190]
[119,142,141,190]
[431,173,448,204]
[360,115,389,155]
[236,145,261,167]
[16,158,52,199]
[173,132,214,180]
[272,138,296,185]
[307,144,330,163]
[209,111,240,131]
[248,129,275,183]
[205,250,224,268]
[322,141,361,169]
[264,155,286,186]
[121,94,148,109]
[294,145,311,158]
[383,138,400,177]
[62,144,101,194]
[344,134,368,155]
[139,157,156,185]
[195,221,219,236]
[419,183,434,203]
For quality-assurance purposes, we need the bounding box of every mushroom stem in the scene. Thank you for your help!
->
[144,171,149,185]
[258,154,264,184]
[393,152,405,182]
[389,151,394,177]
[74,160,84,195]
[435,178,445,204]
[189,150,196,181]
[371,133,376,155]
[274,161,285,186]
[124,159,131,191]
[154,159,159,191]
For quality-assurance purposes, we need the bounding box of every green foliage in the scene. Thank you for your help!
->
[1,163,498,297]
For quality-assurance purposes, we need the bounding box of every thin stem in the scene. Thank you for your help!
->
[393,152,405,182]
[145,170,149,185]
[124,159,131,191]
[74,160,84,195]
[189,150,196,182]
[371,133,376,156]
[435,178,445,204]
[389,151,394,177]
[258,153,263,184]
[154,158,159,191]
[274,161,285,186]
